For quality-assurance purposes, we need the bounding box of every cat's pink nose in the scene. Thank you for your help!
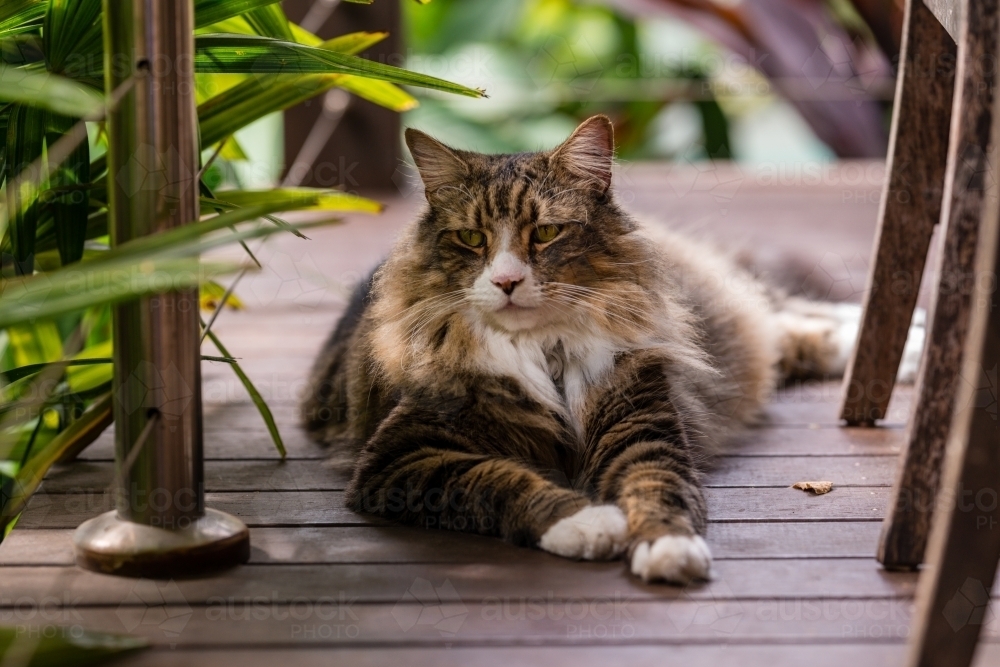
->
[493,277,522,295]
[489,251,527,296]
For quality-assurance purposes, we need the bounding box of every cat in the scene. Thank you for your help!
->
[301,116,924,584]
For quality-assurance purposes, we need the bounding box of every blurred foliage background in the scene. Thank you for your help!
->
[399,0,897,163]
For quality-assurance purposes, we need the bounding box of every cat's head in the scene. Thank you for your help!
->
[404,116,651,336]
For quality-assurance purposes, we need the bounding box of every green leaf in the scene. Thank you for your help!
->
[64,338,113,392]
[3,321,62,367]
[198,72,332,147]
[289,22,322,46]
[0,103,10,182]
[0,623,146,667]
[0,359,111,405]
[1,358,109,383]
[0,258,238,328]
[215,188,383,213]
[203,326,285,458]
[0,64,103,117]
[199,195,306,239]
[46,113,90,266]
[4,103,46,275]
[196,33,407,145]
[0,200,330,327]
[321,31,389,54]
[202,355,237,363]
[1,30,42,59]
[0,0,45,37]
[43,0,102,74]
[32,208,106,256]
[198,19,250,40]
[194,0,280,30]
[90,196,319,265]
[193,34,486,97]
[0,359,111,402]
[1,393,114,528]
[243,3,293,41]
[201,279,244,310]
[217,136,249,161]
[335,76,417,112]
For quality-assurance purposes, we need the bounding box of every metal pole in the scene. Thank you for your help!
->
[73,0,249,577]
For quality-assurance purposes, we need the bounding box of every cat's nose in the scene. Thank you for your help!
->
[493,277,522,295]
[489,251,527,295]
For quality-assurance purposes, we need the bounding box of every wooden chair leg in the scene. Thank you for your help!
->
[879,0,1000,570]
[904,154,1000,667]
[840,0,956,426]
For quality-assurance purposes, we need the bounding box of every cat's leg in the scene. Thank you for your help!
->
[776,298,926,382]
[582,365,712,584]
[596,441,711,584]
[347,409,628,559]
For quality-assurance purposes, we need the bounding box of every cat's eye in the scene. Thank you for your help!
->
[532,224,561,244]
[457,229,486,248]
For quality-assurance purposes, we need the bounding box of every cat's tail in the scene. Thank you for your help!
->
[772,297,925,383]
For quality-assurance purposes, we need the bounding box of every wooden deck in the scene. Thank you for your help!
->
[2,162,998,666]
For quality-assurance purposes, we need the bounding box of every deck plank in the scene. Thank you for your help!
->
[74,418,906,461]
[0,521,886,566]
[15,487,892,529]
[38,455,897,493]
[0,600,948,647]
[211,382,920,431]
[0,559,918,605]
[101,645,1000,667]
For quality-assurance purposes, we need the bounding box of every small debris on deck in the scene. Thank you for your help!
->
[793,481,834,495]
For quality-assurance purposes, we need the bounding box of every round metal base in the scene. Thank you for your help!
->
[73,509,250,578]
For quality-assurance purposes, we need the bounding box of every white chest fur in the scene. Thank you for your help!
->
[474,324,620,441]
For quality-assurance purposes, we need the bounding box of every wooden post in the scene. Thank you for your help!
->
[878,0,999,569]
[73,0,249,577]
[281,0,403,191]
[839,0,955,425]
[904,103,1000,667]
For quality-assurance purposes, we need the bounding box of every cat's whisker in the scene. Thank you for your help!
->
[403,299,468,338]
[545,285,652,316]
[402,295,472,344]
[546,292,653,336]
[553,295,651,321]
[395,302,468,349]
[545,281,648,297]
[395,290,470,322]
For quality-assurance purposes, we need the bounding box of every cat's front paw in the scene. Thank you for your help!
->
[538,505,628,560]
[630,534,712,584]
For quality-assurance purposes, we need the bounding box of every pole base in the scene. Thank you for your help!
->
[73,508,250,578]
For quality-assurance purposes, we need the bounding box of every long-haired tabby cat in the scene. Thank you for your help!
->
[302,116,923,584]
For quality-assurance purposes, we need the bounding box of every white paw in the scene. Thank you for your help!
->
[630,534,712,584]
[538,505,628,560]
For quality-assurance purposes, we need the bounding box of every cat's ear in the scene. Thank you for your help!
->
[405,128,468,196]
[551,115,615,195]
